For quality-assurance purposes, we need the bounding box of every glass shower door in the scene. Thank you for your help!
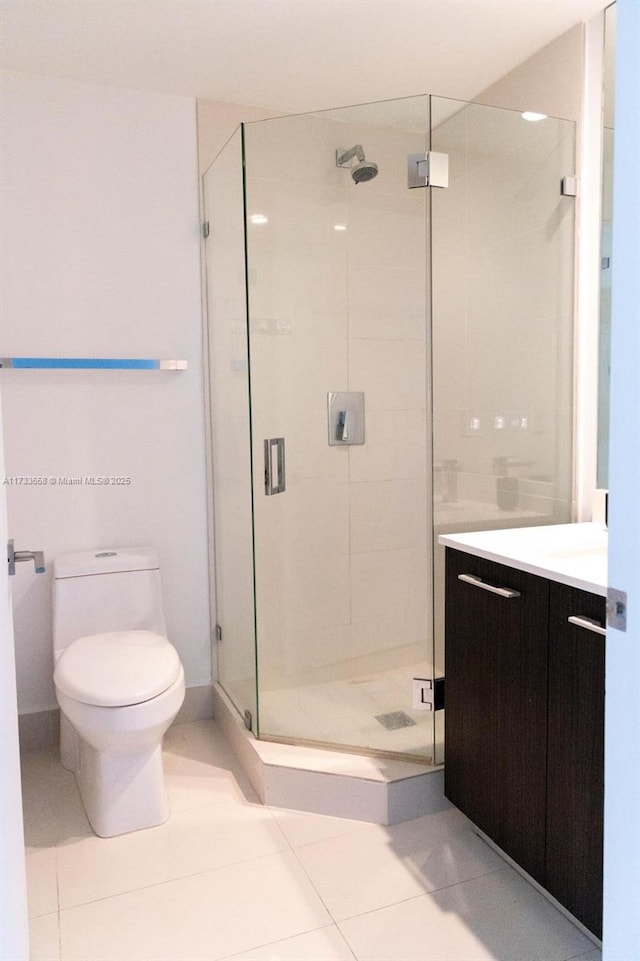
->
[203,129,258,729]
[243,98,437,760]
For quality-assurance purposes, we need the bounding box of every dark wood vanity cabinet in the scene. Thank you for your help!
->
[444,550,550,885]
[546,581,605,939]
[444,548,605,938]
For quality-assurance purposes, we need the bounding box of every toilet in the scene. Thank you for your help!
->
[52,547,185,837]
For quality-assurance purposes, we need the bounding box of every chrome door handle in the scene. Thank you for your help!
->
[264,438,286,495]
[567,615,606,636]
[7,539,46,575]
[457,573,521,598]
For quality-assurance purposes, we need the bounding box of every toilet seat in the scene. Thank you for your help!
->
[54,630,181,708]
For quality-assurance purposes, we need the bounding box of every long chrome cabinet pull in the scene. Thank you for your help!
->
[567,615,606,636]
[457,573,521,598]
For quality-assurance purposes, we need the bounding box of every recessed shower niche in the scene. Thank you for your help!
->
[203,94,575,766]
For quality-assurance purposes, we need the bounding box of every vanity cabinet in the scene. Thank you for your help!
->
[546,581,605,939]
[444,550,549,885]
[444,548,605,938]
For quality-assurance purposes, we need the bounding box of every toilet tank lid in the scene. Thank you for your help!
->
[53,547,160,579]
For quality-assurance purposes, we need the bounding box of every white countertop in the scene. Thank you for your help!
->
[438,522,608,596]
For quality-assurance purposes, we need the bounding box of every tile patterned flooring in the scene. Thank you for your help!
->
[24,720,601,961]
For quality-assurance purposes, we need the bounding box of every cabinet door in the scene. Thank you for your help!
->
[546,583,605,938]
[444,549,549,884]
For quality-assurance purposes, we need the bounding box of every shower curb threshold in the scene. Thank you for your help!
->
[212,683,448,825]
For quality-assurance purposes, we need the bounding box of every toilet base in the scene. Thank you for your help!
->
[76,737,169,837]
[60,712,79,772]
[55,667,185,837]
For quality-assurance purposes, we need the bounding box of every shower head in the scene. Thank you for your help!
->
[336,145,379,184]
[351,158,379,184]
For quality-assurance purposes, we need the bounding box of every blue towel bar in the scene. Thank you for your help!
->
[0,358,188,370]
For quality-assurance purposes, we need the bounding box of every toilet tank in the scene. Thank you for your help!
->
[53,547,167,658]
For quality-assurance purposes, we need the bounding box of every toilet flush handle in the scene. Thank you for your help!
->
[7,539,46,575]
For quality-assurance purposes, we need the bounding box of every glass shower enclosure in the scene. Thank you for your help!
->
[204,94,575,765]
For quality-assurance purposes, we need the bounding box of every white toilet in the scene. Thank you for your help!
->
[52,547,185,837]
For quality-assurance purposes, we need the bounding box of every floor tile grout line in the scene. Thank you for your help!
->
[55,844,314,915]
[333,863,598,958]
[331,865,515,927]
[280,828,512,943]
[262,815,494,854]
[263,806,383,851]
[213,921,356,961]
[288,842,347,926]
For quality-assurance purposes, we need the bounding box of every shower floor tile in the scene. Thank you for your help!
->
[23,719,600,961]
[259,664,433,758]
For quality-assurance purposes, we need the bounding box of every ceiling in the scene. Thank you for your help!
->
[1,0,608,113]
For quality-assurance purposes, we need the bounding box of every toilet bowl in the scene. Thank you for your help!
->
[52,549,185,837]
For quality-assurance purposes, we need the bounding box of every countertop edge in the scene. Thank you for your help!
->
[438,523,607,597]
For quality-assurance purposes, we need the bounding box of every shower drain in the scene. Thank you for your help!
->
[375,711,416,731]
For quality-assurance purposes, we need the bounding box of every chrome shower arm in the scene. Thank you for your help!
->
[336,145,365,167]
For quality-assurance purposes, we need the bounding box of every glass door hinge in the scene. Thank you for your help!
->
[407,152,449,189]
[412,677,445,711]
[561,176,577,197]
[202,221,210,238]
[215,623,222,641]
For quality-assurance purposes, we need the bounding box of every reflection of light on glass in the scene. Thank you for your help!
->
[334,223,347,231]
[494,415,505,430]
[521,111,547,122]
[469,417,481,431]
[249,214,268,224]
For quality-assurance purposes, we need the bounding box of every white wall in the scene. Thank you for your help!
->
[478,25,584,121]
[0,388,29,959]
[0,71,210,714]
[197,100,281,175]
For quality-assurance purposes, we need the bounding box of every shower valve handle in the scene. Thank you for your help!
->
[337,410,349,441]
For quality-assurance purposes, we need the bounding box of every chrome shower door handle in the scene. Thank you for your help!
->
[7,539,46,575]
[264,438,286,495]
